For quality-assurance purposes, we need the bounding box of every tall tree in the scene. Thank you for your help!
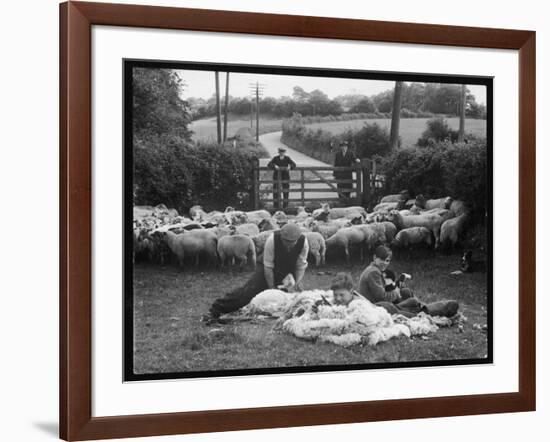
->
[223,72,230,142]
[458,83,466,142]
[132,68,192,141]
[215,71,222,144]
[389,81,403,150]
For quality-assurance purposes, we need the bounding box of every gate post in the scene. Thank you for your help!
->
[252,158,260,209]
[361,158,371,207]
[355,165,362,206]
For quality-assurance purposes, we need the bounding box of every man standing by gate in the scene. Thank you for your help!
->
[267,147,296,209]
[333,140,360,201]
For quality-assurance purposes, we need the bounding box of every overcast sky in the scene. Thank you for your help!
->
[175,70,487,105]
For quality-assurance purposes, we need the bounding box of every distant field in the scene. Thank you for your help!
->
[305,117,487,148]
[190,116,284,141]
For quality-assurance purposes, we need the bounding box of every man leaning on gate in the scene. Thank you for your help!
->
[333,140,360,201]
[267,147,296,209]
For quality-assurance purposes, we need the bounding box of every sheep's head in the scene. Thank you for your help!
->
[320,203,330,212]
[297,205,307,214]
[443,196,453,209]
[224,206,235,213]
[415,194,426,208]
[386,210,400,223]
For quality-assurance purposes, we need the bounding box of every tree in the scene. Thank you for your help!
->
[350,97,376,113]
[389,81,403,150]
[132,68,192,141]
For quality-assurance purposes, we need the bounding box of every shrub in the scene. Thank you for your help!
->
[380,138,487,222]
[417,117,459,146]
[133,135,261,213]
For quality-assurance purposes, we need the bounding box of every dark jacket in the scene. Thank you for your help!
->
[267,155,296,180]
[334,149,358,179]
[358,263,401,304]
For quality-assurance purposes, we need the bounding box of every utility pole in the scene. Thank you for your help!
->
[215,71,222,144]
[223,72,230,142]
[458,84,466,143]
[249,82,266,142]
[389,81,403,150]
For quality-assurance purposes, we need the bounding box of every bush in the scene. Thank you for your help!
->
[133,135,260,213]
[380,138,487,223]
[417,117,459,146]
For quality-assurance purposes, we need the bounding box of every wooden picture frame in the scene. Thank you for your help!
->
[59,1,536,440]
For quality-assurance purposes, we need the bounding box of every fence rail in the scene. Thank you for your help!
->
[252,158,381,210]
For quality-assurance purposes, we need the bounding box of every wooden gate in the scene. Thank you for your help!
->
[251,158,381,210]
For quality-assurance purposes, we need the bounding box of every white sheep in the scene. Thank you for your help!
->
[440,213,469,249]
[234,223,260,237]
[415,195,453,210]
[391,227,433,249]
[380,190,411,204]
[162,229,218,268]
[251,231,275,255]
[272,210,288,227]
[217,234,256,269]
[245,209,272,225]
[310,221,341,240]
[325,226,367,264]
[304,232,326,266]
[386,210,445,248]
[294,206,310,222]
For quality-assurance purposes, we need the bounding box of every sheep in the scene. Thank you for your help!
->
[440,213,469,249]
[379,221,398,243]
[234,223,260,237]
[162,229,218,268]
[391,227,433,249]
[272,210,288,227]
[415,195,453,210]
[223,207,249,224]
[251,231,275,255]
[325,226,367,264]
[258,218,279,232]
[373,201,399,212]
[245,209,272,225]
[386,210,445,248]
[294,206,310,222]
[312,203,367,221]
[380,190,410,204]
[354,224,386,249]
[217,234,256,269]
[310,221,341,240]
[449,199,468,217]
[303,232,326,266]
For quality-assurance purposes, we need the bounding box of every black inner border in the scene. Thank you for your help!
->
[123,59,494,382]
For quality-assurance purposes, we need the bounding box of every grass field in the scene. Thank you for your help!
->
[190,116,486,148]
[305,117,487,148]
[190,116,284,141]
[133,252,489,375]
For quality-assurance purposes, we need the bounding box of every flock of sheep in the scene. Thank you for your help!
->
[133,191,470,270]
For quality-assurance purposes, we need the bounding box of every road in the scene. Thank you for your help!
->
[258,131,358,207]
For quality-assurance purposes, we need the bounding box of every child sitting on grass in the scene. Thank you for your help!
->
[330,272,357,306]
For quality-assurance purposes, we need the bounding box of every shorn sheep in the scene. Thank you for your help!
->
[217,234,256,269]
[162,229,218,268]
[386,210,445,248]
[391,227,433,249]
[304,232,326,266]
[380,190,411,204]
[440,213,469,249]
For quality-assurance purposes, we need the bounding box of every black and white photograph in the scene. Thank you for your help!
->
[126,61,492,381]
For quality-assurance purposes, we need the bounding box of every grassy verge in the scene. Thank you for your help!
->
[133,252,489,375]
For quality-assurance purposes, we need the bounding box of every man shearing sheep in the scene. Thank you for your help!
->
[202,223,309,325]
